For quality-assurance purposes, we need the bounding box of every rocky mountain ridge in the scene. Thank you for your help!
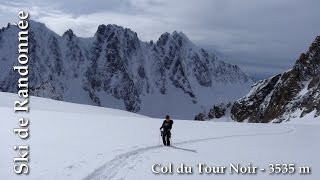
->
[231,36,320,122]
[0,20,253,118]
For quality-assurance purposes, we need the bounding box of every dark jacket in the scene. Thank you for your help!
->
[160,119,173,131]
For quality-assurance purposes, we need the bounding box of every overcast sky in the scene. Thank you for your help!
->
[1,0,319,78]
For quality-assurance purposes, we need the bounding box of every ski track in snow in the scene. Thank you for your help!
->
[82,127,295,180]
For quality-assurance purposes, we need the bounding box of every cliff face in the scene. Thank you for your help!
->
[231,36,320,123]
[0,21,253,119]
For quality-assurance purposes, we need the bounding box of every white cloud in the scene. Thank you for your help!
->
[0,0,319,77]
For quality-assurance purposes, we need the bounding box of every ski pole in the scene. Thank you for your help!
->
[170,130,173,145]
[158,130,161,145]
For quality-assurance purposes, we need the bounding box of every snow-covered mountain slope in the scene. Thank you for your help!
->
[0,21,253,119]
[231,36,320,123]
[0,21,93,103]
[0,92,319,180]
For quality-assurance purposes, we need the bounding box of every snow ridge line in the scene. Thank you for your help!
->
[82,127,295,180]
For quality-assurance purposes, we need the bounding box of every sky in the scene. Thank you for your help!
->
[1,0,319,79]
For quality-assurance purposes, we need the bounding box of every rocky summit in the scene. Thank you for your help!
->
[231,36,320,123]
[0,20,253,119]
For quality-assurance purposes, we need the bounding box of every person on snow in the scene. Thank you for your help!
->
[160,115,174,146]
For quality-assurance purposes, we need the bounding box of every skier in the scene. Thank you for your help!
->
[160,115,174,146]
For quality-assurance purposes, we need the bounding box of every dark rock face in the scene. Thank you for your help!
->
[0,22,77,101]
[0,21,253,118]
[193,51,212,87]
[208,104,228,119]
[231,36,320,123]
[84,26,252,114]
[194,112,206,121]
[85,24,143,112]
[195,102,232,120]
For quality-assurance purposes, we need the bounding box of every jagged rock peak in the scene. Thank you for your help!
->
[156,32,170,46]
[62,29,75,40]
[308,35,320,58]
[172,30,190,40]
[0,20,253,119]
[156,31,192,47]
[292,36,320,79]
[28,20,47,28]
[231,35,320,123]
[95,24,138,39]
[63,29,74,36]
